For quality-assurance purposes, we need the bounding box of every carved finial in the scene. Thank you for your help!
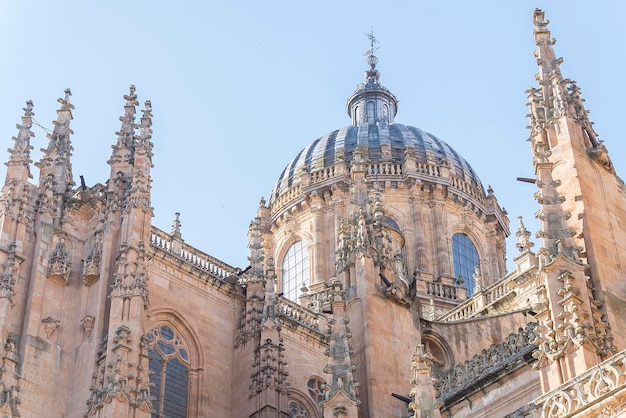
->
[533,9,549,33]
[114,86,138,149]
[8,100,35,167]
[58,88,74,111]
[124,85,139,107]
[515,216,535,252]
[24,100,34,116]
[138,100,153,147]
[171,212,182,239]
[409,344,442,417]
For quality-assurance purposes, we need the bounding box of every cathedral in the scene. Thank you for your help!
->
[0,8,625,418]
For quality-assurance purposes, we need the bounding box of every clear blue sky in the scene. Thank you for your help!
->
[1,2,624,270]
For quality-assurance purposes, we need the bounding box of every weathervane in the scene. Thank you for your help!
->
[364,28,379,56]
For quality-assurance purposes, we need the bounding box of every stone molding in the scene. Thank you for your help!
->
[436,323,538,404]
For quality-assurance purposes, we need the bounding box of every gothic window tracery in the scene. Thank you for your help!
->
[287,398,310,418]
[282,240,310,302]
[145,325,190,418]
[451,233,479,296]
[306,377,325,404]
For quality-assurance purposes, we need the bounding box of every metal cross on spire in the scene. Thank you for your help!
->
[364,28,379,56]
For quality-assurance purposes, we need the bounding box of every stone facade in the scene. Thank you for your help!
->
[0,9,624,418]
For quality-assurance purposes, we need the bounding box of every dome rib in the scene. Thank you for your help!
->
[269,123,484,205]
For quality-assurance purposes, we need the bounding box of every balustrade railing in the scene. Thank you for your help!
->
[415,161,441,177]
[150,227,239,281]
[438,275,516,322]
[426,282,459,300]
[310,166,336,185]
[300,286,334,314]
[277,297,323,333]
[532,350,626,417]
[366,162,402,176]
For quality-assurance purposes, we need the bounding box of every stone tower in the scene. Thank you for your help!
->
[527,9,623,393]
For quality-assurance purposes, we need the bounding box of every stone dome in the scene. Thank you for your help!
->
[270,123,483,203]
[270,53,484,207]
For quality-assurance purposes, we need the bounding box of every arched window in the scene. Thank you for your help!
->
[282,241,310,302]
[287,398,311,418]
[451,233,479,296]
[367,101,375,122]
[145,325,190,418]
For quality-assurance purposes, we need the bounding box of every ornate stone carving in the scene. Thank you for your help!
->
[42,316,60,338]
[0,333,21,417]
[532,350,626,418]
[84,326,154,416]
[320,280,360,417]
[0,242,18,301]
[515,216,534,252]
[335,194,411,306]
[435,323,538,402]
[110,242,150,312]
[47,233,71,285]
[82,232,103,286]
[81,315,95,337]
[589,143,614,173]
[409,345,441,418]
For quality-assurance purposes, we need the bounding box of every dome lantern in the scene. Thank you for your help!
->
[346,33,398,127]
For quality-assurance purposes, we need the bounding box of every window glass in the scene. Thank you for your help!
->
[147,325,190,418]
[282,241,310,301]
[451,233,479,296]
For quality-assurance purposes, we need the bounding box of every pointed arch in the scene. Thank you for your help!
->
[287,388,319,418]
[146,308,205,416]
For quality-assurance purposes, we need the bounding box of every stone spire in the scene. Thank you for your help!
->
[107,86,138,214]
[6,100,35,180]
[1,101,36,231]
[125,100,153,215]
[528,9,606,166]
[37,89,74,191]
[33,90,74,224]
[320,279,360,417]
[114,85,138,150]
[170,212,182,239]
[526,11,616,393]
[408,345,441,418]
[515,216,534,252]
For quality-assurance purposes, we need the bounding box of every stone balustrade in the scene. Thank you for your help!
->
[450,176,486,203]
[270,184,302,212]
[425,281,460,301]
[438,275,516,322]
[277,297,324,333]
[485,279,512,304]
[415,161,441,177]
[150,226,239,281]
[300,285,335,314]
[531,349,626,418]
[367,162,402,176]
[310,166,337,185]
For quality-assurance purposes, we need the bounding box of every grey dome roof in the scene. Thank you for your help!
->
[270,52,484,206]
[270,123,483,203]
